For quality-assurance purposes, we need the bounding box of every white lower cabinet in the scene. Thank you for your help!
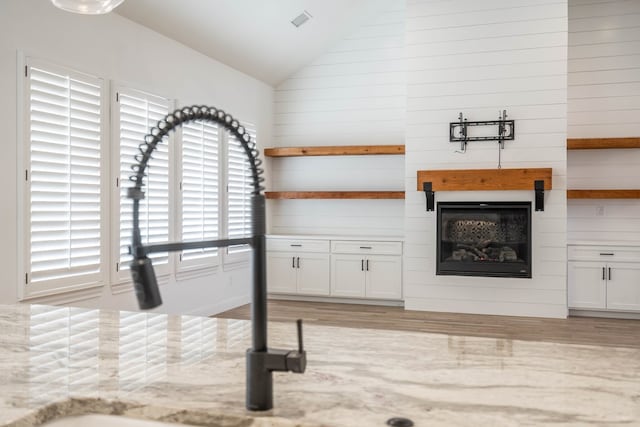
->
[330,240,402,300]
[267,237,403,301]
[267,252,330,296]
[567,261,607,309]
[366,255,403,299]
[605,263,640,311]
[331,254,402,299]
[568,244,640,313]
[330,254,364,298]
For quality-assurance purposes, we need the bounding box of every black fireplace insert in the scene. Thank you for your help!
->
[437,202,531,278]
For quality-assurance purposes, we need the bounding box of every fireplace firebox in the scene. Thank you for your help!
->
[437,202,531,278]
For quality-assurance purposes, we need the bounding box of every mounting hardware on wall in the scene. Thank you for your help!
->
[423,182,435,212]
[450,111,515,145]
[453,112,468,152]
[534,180,545,212]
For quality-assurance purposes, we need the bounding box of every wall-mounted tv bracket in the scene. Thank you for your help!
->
[534,180,545,212]
[452,112,468,152]
[423,182,435,212]
[450,110,515,148]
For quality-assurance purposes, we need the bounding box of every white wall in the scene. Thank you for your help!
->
[268,1,406,237]
[403,0,568,318]
[0,0,274,315]
[567,0,640,242]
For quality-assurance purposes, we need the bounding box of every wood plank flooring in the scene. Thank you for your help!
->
[216,300,640,349]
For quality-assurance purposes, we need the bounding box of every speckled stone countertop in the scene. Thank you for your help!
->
[1,304,639,427]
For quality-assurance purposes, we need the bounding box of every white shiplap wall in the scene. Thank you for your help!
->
[567,0,640,242]
[404,0,568,318]
[269,1,406,237]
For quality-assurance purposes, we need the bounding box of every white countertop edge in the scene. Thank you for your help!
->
[568,240,640,247]
[266,234,404,242]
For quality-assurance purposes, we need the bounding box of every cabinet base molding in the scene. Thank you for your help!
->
[268,293,404,307]
[569,309,640,320]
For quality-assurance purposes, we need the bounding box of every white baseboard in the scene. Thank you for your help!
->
[268,293,404,307]
[569,309,640,320]
[404,297,568,318]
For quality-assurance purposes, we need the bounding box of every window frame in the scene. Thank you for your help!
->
[175,119,222,275]
[110,84,176,287]
[221,122,255,267]
[19,56,109,300]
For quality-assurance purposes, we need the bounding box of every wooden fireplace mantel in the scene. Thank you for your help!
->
[416,168,552,192]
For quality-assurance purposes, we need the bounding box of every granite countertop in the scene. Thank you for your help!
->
[1,304,639,427]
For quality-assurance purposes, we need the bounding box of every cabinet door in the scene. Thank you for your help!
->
[331,254,366,297]
[266,252,297,294]
[297,253,330,296]
[567,261,606,309]
[606,263,640,311]
[365,255,402,299]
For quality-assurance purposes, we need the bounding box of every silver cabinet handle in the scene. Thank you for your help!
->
[290,244,302,247]
[360,246,372,249]
[602,267,605,281]
[600,252,614,256]
[292,257,295,268]
[296,257,300,269]
[361,260,364,271]
[366,259,369,271]
[608,267,611,281]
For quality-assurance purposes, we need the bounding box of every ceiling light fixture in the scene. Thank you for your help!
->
[50,0,125,14]
[291,11,312,28]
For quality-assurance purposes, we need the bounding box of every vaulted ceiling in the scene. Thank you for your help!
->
[116,0,386,86]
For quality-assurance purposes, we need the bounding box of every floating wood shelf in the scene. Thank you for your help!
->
[567,190,640,199]
[567,137,640,150]
[416,168,552,191]
[265,191,405,200]
[264,145,405,157]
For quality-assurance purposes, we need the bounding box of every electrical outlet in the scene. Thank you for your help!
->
[596,206,605,216]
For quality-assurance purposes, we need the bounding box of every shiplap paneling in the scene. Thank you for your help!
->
[567,0,640,243]
[270,1,406,237]
[404,0,568,318]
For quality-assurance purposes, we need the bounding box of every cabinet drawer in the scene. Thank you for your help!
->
[568,246,640,262]
[331,240,402,255]
[267,238,329,253]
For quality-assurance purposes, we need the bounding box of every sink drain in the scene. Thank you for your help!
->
[386,417,414,427]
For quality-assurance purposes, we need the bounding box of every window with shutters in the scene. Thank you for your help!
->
[179,120,220,270]
[224,124,255,263]
[21,57,257,297]
[113,88,172,281]
[21,58,106,298]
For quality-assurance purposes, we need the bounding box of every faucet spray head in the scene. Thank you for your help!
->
[130,256,163,309]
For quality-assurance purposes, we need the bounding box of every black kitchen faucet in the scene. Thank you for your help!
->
[126,105,306,411]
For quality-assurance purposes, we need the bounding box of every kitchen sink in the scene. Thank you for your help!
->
[41,414,187,427]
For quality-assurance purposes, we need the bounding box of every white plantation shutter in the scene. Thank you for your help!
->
[25,63,104,289]
[226,124,255,256]
[180,120,219,265]
[117,90,171,272]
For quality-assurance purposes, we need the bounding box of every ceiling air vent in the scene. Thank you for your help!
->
[291,11,312,28]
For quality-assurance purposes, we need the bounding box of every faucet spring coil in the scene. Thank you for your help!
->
[127,105,265,199]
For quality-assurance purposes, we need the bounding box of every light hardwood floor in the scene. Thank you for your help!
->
[216,300,640,349]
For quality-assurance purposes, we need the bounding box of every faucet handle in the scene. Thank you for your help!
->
[262,319,307,374]
[296,319,304,353]
[285,319,306,373]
